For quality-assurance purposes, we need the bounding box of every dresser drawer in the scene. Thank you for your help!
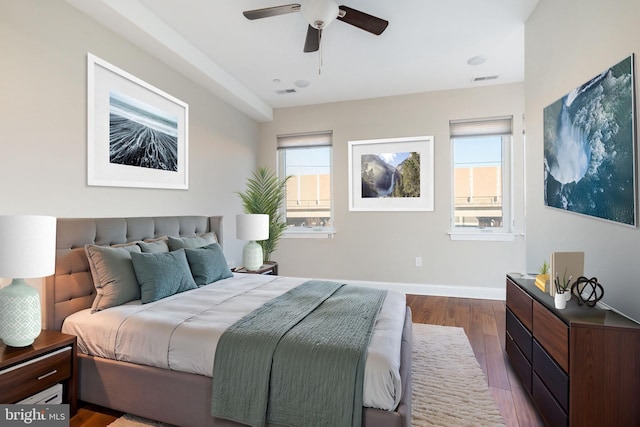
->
[0,346,72,403]
[506,334,532,394]
[533,339,569,413]
[506,278,533,330]
[533,372,568,427]
[507,308,532,362]
[532,301,569,372]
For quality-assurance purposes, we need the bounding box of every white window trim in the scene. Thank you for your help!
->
[277,131,335,238]
[283,226,336,239]
[449,116,515,241]
[448,230,515,241]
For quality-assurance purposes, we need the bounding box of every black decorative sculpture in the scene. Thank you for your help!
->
[571,276,604,307]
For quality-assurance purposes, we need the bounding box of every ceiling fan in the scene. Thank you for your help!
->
[243,1,388,53]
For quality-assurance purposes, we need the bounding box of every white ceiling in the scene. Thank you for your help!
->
[65,0,539,122]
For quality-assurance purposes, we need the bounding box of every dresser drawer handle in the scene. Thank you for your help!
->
[37,370,57,380]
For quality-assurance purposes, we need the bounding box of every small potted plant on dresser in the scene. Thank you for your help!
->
[535,260,550,292]
[553,271,572,309]
[236,167,290,272]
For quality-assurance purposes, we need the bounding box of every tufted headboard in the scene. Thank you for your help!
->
[45,216,223,331]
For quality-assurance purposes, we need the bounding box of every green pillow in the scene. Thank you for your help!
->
[131,249,198,303]
[85,244,142,312]
[167,232,217,250]
[184,243,233,286]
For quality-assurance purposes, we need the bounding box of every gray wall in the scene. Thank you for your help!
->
[525,0,640,321]
[14,0,636,309]
[0,0,258,264]
[259,84,527,297]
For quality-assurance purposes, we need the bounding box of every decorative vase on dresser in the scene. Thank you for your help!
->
[505,273,640,426]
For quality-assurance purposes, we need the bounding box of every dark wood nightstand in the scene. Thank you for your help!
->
[233,261,278,275]
[0,330,77,414]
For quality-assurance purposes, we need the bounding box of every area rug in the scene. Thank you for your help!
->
[108,323,504,427]
[410,323,505,427]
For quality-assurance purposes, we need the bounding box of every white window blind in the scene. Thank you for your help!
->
[277,131,333,149]
[449,116,513,138]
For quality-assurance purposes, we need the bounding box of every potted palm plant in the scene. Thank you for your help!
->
[236,167,290,264]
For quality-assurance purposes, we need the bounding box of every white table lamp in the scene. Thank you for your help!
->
[0,215,56,347]
[236,214,269,271]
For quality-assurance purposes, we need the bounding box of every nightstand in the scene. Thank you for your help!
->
[0,330,77,414]
[233,261,278,275]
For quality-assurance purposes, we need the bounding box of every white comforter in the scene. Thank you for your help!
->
[62,273,406,410]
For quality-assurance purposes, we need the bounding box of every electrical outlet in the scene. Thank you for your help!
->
[415,257,422,267]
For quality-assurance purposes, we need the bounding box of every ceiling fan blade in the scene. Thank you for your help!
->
[303,25,321,53]
[337,6,388,35]
[243,4,301,20]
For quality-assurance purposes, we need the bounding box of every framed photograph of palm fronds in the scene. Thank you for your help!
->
[348,136,434,211]
[87,53,189,189]
[543,54,635,226]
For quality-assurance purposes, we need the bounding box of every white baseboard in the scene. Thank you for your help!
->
[338,278,506,301]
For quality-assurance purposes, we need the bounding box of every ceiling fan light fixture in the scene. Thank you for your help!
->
[301,0,339,29]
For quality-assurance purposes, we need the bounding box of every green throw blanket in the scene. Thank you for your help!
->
[210,280,387,427]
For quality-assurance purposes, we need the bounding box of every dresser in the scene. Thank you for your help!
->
[506,273,640,426]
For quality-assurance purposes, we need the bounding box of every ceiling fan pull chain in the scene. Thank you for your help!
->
[318,30,322,75]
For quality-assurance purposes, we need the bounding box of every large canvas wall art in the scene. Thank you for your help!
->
[348,136,434,211]
[87,53,189,189]
[543,55,636,226]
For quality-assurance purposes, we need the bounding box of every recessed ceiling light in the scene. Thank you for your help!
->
[294,80,310,88]
[467,55,487,66]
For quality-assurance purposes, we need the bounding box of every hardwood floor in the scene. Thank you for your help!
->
[70,295,544,427]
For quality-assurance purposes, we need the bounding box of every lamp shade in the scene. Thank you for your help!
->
[0,215,56,278]
[0,215,56,347]
[236,214,269,241]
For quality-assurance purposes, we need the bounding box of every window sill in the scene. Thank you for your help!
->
[283,228,335,239]
[448,231,518,242]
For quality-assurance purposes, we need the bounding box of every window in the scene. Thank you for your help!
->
[450,116,513,239]
[277,131,334,237]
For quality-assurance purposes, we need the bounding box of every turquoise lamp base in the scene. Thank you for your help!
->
[0,278,42,347]
[242,241,264,271]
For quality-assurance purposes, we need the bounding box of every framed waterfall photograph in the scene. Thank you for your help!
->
[348,136,434,211]
[87,53,189,189]
[543,54,636,226]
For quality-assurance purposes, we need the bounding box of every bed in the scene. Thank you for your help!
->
[45,216,412,427]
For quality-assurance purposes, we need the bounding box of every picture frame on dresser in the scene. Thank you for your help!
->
[87,53,189,190]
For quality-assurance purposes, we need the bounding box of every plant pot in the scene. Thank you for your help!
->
[554,292,567,309]
[535,274,549,292]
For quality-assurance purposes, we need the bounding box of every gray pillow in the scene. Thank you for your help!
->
[85,244,142,312]
[167,232,217,251]
[131,249,198,303]
[137,237,170,253]
[184,243,233,286]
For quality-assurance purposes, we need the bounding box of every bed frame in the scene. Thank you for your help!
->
[45,216,412,427]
